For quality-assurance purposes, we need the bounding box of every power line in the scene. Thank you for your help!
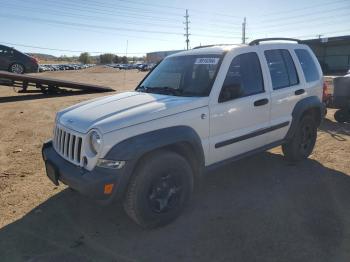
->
[2,12,243,41]
[1,2,182,29]
[261,6,349,23]
[2,3,242,37]
[191,27,241,35]
[15,0,242,22]
[111,0,185,11]
[190,16,243,26]
[110,0,242,20]
[6,0,245,36]
[0,41,147,54]
[251,12,349,31]
[192,34,241,39]
[191,21,242,31]
[190,10,242,20]
[0,13,184,35]
[294,29,350,39]
[9,0,182,23]
[30,0,183,18]
[259,0,348,18]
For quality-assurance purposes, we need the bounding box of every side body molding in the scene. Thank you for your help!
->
[285,96,324,140]
[105,125,205,167]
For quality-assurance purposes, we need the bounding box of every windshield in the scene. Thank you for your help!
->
[137,55,223,97]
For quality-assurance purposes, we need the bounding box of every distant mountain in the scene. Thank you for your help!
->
[27,53,57,60]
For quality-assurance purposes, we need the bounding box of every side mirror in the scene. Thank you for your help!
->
[219,83,243,103]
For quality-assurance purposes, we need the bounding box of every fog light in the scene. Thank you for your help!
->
[97,159,125,169]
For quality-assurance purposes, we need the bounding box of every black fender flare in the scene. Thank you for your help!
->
[105,125,205,173]
[104,126,205,199]
[285,96,324,140]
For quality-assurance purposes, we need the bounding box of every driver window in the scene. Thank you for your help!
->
[219,52,264,103]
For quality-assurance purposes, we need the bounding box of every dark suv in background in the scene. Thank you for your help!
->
[0,44,39,74]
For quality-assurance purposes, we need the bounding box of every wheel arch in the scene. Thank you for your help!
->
[285,96,324,140]
[104,126,205,196]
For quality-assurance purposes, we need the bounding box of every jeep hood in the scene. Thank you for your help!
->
[58,91,208,133]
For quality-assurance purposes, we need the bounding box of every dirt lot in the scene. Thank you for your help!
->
[0,67,350,262]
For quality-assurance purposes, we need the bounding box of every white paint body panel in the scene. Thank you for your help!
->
[53,43,323,171]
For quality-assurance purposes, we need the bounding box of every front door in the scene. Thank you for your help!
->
[208,51,271,165]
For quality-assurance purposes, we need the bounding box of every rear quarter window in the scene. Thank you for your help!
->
[295,49,320,82]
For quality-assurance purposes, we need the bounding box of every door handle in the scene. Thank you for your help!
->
[254,98,269,107]
[295,89,305,95]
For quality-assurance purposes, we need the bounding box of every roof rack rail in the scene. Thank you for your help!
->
[193,45,215,49]
[249,38,302,46]
[193,44,236,49]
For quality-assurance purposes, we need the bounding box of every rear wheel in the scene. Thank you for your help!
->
[334,109,350,123]
[9,63,25,74]
[282,115,317,162]
[123,150,193,228]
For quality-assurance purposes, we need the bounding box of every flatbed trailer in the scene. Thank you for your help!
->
[0,71,114,93]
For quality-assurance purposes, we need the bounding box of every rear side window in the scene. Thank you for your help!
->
[221,52,264,99]
[265,49,299,90]
[295,49,320,82]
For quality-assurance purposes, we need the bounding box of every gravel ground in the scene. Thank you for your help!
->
[0,67,349,262]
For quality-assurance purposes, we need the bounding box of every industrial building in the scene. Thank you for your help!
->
[146,50,184,63]
[303,35,350,74]
[146,35,350,74]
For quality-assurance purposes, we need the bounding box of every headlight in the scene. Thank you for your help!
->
[89,130,102,154]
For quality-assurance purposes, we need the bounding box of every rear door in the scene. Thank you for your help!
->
[261,46,305,143]
[294,48,323,101]
[208,49,271,165]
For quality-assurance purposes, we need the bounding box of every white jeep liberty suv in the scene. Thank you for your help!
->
[42,38,325,228]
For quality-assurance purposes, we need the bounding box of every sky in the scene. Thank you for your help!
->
[0,0,349,56]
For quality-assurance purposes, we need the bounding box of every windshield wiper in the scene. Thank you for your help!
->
[136,86,183,96]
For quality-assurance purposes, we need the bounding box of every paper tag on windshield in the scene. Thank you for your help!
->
[195,58,219,65]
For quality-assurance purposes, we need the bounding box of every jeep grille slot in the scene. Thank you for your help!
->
[53,125,83,165]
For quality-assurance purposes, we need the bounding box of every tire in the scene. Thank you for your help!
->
[9,63,25,74]
[334,109,350,123]
[123,150,193,228]
[282,115,317,162]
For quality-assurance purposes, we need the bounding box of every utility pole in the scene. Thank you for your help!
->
[184,9,190,50]
[242,17,247,44]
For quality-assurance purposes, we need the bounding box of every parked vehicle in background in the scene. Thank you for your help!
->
[137,64,151,71]
[0,44,38,74]
[333,74,350,123]
[38,63,95,72]
[42,38,324,228]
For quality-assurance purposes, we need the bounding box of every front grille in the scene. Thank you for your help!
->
[53,125,83,165]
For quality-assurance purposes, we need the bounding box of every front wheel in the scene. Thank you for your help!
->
[123,150,193,228]
[282,115,317,162]
[9,63,25,74]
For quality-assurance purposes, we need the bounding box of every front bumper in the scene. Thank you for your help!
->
[42,140,132,204]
